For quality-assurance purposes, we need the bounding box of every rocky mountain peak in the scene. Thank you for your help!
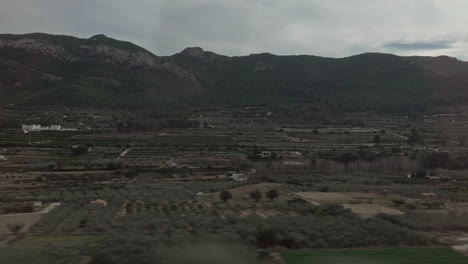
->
[180,47,206,57]
[178,47,225,63]
[0,36,77,61]
[89,34,109,41]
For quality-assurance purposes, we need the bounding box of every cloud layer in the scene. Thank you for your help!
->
[1,0,467,59]
[382,40,454,51]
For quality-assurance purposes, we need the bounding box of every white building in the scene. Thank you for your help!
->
[22,124,42,132]
[90,199,108,206]
[231,173,248,182]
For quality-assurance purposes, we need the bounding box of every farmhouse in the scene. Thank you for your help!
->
[422,193,437,199]
[231,173,248,182]
[90,199,108,206]
[49,125,62,130]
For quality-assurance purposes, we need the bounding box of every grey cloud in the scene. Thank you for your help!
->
[382,40,454,51]
[0,0,468,59]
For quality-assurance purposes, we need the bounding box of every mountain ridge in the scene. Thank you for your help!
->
[1,32,466,61]
[0,32,467,116]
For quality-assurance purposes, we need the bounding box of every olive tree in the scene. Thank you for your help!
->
[219,190,232,203]
[249,190,262,202]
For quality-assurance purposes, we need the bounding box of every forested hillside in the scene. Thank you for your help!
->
[1,33,467,116]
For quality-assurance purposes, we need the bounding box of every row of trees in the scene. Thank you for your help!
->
[219,189,279,202]
[116,119,200,132]
[256,155,422,176]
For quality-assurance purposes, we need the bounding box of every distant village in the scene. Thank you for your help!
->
[21,124,78,133]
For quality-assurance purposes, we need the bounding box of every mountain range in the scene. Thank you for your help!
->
[1,33,468,115]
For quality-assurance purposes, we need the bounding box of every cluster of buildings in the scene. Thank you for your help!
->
[21,124,77,133]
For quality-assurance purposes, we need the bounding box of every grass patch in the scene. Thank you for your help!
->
[282,248,468,264]
[0,246,57,264]
[0,234,104,264]
[17,234,104,246]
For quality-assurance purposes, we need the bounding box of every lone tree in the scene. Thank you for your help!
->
[251,144,260,158]
[47,163,55,171]
[266,189,280,201]
[123,168,139,178]
[373,134,381,144]
[219,190,232,203]
[334,152,358,172]
[407,128,423,145]
[117,122,125,133]
[249,190,262,202]
[256,228,278,248]
[392,199,405,206]
[126,121,134,132]
[70,145,88,156]
[7,222,24,234]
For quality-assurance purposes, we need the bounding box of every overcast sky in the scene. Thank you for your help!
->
[1,0,468,59]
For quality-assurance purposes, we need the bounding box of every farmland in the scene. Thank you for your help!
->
[0,234,103,264]
[0,106,468,263]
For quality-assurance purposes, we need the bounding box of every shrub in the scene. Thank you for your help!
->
[249,190,262,202]
[392,199,405,206]
[219,190,233,203]
[266,189,280,201]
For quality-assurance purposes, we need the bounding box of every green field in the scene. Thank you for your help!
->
[0,234,103,264]
[0,246,57,264]
[282,248,468,264]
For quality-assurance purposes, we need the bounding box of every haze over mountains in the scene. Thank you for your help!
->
[1,33,467,115]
